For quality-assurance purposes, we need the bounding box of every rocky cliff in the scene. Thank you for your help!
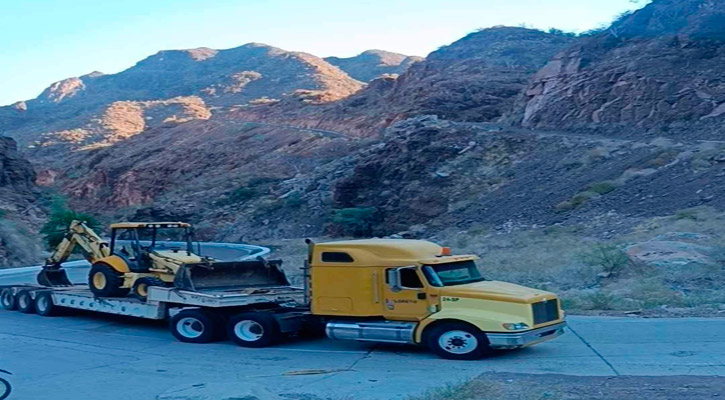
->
[515,0,725,139]
[0,136,44,267]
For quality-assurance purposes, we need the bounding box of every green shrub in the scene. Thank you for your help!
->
[571,191,597,207]
[216,187,256,206]
[578,244,630,276]
[332,207,377,237]
[40,204,102,250]
[283,192,305,209]
[675,208,699,221]
[587,180,619,195]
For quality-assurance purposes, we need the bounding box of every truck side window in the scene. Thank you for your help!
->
[321,252,354,262]
[400,268,423,289]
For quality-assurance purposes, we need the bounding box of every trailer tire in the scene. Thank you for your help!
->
[0,289,16,311]
[34,292,57,317]
[89,263,129,298]
[424,321,492,360]
[131,277,166,301]
[227,312,282,348]
[169,309,221,344]
[16,290,35,314]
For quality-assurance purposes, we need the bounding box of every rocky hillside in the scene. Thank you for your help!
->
[325,50,423,81]
[515,0,725,139]
[0,43,363,157]
[0,136,44,267]
[230,27,577,136]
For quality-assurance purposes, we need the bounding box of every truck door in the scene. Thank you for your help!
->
[382,267,431,320]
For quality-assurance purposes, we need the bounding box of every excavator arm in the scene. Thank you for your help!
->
[37,220,111,287]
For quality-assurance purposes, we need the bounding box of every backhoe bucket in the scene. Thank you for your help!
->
[174,258,289,291]
[37,266,73,287]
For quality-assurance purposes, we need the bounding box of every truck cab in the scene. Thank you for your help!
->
[308,239,566,359]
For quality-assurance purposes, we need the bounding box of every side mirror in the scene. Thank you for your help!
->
[387,268,402,292]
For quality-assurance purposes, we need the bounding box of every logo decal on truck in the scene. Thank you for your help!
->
[442,297,460,302]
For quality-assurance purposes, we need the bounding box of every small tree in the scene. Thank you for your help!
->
[332,207,377,237]
[40,203,102,249]
[579,244,631,276]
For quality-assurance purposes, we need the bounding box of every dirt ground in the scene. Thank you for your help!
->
[414,372,725,400]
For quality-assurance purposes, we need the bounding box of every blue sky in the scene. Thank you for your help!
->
[0,0,647,106]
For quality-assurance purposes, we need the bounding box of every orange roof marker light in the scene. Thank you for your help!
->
[440,247,452,256]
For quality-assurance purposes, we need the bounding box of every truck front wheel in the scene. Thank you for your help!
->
[227,312,282,348]
[424,322,492,360]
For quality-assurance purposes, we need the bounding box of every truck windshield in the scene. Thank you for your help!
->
[422,260,485,287]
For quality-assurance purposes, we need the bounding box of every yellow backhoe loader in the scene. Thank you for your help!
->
[38,220,285,300]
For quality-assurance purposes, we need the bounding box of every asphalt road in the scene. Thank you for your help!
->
[0,311,723,399]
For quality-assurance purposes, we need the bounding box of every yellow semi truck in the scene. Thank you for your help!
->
[0,238,565,360]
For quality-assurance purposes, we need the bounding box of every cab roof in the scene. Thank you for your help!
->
[110,222,191,229]
[312,239,478,267]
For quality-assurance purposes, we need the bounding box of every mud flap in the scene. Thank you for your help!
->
[174,258,288,291]
[37,265,73,287]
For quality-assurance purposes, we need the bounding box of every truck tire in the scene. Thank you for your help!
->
[34,292,57,317]
[89,263,129,298]
[16,290,35,314]
[424,321,492,360]
[169,309,221,344]
[0,289,16,311]
[227,312,282,348]
[131,277,166,301]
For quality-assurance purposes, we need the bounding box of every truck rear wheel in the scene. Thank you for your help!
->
[16,290,35,314]
[169,309,222,344]
[424,322,492,360]
[34,292,57,317]
[0,289,16,311]
[89,263,129,298]
[227,312,282,348]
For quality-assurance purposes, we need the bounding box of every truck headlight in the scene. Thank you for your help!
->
[502,322,529,330]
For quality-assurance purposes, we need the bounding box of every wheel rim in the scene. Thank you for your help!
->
[438,330,479,355]
[93,272,107,289]
[37,296,49,312]
[18,294,29,309]
[137,283,148,297]
[176,317,204,338]
[234,320,264,342]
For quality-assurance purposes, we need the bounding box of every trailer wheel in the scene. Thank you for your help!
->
[227,312,282,348]
[0,289,16,311]
[424,321,492,360]
[131,277,166,301]
[16,290,35,314]
[34,292,57,317]
[169,309,221,344]
[89,263,129,298]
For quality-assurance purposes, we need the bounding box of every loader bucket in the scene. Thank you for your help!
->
[37,265,73,287]
[174,258,289,291]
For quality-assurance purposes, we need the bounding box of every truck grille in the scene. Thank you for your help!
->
[532,299,559,325]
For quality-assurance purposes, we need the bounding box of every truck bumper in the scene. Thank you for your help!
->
[485,321,566,349]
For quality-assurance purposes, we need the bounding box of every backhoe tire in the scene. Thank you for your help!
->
[16,290,35,314]
[227,312,282,348]
[0,289,16,311]
[89,263,129,298]
[34,291,57,317]
[131,277,166,301]
[424,321,492,360]
[169,309,222,344]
